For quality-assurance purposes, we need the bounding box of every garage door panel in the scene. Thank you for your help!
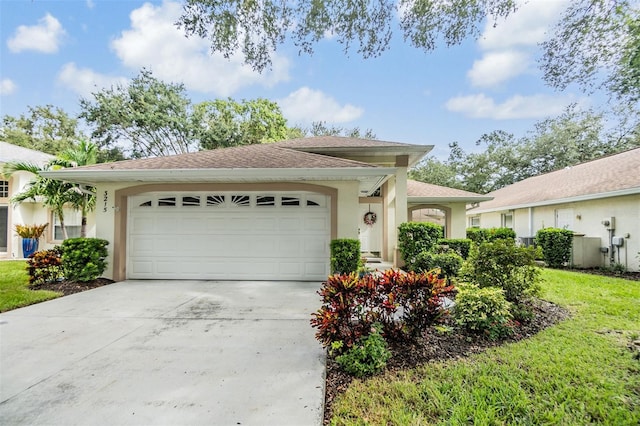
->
[128,191,330,280]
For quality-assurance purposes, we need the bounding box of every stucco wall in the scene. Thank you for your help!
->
[469,194,640,271]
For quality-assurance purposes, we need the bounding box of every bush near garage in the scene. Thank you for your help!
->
[61,238,109,282]
[330,239,361,274]
[535,228,574,268]
[27,246,64,285]
[454,283,515,340]
[333,323,392,378]
[398,222,444,269]
[311,269,453,351]
[460,239,541,305]
[413,250,463,280]
[437,238,472,259]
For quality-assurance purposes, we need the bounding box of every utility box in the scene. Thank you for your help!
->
[572,234,603,269]
[612,236,624,247]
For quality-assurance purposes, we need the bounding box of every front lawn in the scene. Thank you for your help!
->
[329,269,640,424]
[0,260,61,312]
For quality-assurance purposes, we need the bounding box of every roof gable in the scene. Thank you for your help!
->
[407,179,493,202]
[0,142,54,166]
[475,148,640,211]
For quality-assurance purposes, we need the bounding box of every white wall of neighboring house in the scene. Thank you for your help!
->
[6,170,96,258]
[469,194,640,271]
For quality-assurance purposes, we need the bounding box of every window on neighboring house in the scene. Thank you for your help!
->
[501,212,513,229]
[0,180,8,198]
[469,216,480,228]
[53,209,82,240]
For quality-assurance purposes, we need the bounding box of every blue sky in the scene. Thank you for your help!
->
[0,0,587,158]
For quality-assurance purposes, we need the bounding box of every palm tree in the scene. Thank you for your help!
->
[1,161,77,239]
[58,141,98,237]
[2,141,99,239]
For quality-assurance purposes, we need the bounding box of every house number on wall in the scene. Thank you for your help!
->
[103,191,108,213]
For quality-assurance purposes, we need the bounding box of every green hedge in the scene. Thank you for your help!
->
[330,239,361,274]
[61,238,109,282]
[466,227,516,243]
[535,228,574,268]
[398,222,444,269]
[437,238,472,259]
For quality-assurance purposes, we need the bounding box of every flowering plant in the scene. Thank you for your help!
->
[363,211,377,226]
[15,223,48,239]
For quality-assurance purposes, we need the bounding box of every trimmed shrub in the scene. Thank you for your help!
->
[460,239,541,303]
[334,323,392,377]
[413,250,463,278]
[61,238,109,282]
[454,284,514,340]
[398,222,444,269]
[466,227,516,244]
[330,239,361,274]
[437,238,472,259]
[535,228,574,268]
[310,269,453,348]
[27,247,63,285]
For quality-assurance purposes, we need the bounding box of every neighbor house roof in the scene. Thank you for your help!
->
[473,147,640,213]
[0,142,54,167]
[407,179,493,203]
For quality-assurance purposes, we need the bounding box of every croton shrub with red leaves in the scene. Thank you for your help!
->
[310,269,454,349]
[27,247,63,285]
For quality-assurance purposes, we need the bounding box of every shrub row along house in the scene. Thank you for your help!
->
[468,147,640,272]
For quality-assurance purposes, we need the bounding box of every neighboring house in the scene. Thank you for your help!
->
[0,142,96,258]
[468,147,640,272]
[42,136,490,281]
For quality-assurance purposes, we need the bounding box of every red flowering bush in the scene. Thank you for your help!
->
[27,247,63,285]
[310,269,454,349]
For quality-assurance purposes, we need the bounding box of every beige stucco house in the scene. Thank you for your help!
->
[43,137,490,281]
[467,147,640,272]
[0,142,96,258]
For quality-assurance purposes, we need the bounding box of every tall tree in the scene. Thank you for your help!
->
[80,69,198,158]
[292,121,377,139]
[0,105,81,155]
[194,98,290,149]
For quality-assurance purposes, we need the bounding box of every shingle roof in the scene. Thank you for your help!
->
[407,179,489,199]
[274,136,423,149]
[68,143,377,171]
[475,147,640,211]
[0,142,54,166]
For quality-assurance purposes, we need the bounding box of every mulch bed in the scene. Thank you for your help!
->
[323,299,572,424]
[30,278,115,295]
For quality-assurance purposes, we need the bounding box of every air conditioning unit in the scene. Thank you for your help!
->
[519,237,535,247]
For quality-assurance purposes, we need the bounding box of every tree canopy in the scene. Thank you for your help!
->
[178,0,639,101]
[410,106,640,194]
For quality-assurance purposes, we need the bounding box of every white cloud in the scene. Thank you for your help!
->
[467,0,570,86]
[278,87,363,123]
[86,0,95,9]
[468,50,530,88]
[57,63,129,97]
[7,13,66,53]
[110,1,289,96]
[445,93,574,120]
[479,0,569,50]
[0,79,17,95]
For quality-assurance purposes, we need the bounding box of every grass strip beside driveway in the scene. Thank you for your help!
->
[0,260,60,312]
[330,269,640,425]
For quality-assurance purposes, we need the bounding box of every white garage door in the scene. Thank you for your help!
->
[127,191,331,280]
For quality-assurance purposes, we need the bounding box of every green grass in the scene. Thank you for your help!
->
[0,260,61,312]
[330,269,640,425]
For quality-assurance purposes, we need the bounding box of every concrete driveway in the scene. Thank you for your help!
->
[0,280,326,425]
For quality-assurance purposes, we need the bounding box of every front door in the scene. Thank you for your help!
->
[358,203,382,255]
[0,206,7,253]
